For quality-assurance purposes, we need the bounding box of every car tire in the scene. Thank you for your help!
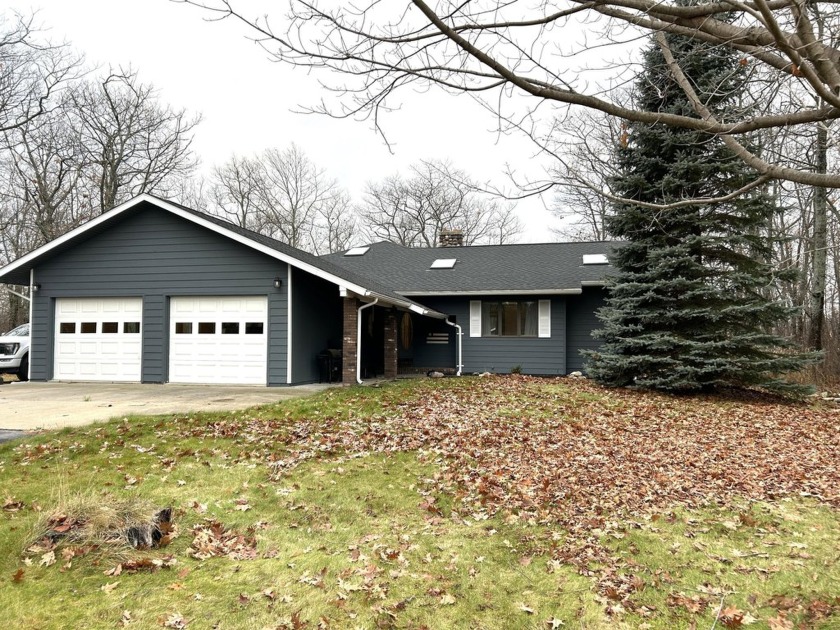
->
[17,354,28,382]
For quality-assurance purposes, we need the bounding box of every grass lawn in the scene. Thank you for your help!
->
[1,376,838,629]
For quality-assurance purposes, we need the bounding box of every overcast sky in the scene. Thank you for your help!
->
[7,0,559,242]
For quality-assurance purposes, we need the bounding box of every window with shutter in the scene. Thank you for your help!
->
[469,300,481,337]
[538,300,551,338]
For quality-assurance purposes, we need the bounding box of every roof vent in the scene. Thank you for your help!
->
[430,258,457,269]
[582,254,609,265]
[439,229,464,247]
[344,246,370,256]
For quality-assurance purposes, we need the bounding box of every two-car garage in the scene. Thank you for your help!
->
[53,296,268,385]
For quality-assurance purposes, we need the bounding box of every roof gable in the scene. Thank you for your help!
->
[0,195,444,318]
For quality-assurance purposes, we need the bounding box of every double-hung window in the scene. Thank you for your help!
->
[470,299,551,338]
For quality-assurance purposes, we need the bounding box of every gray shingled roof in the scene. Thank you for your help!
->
[161,198,442,311]
[324,240,620,294]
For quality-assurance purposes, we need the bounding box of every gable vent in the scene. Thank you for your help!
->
[582,254,609,265]
[430,258,457,269]
[344,246,370,256]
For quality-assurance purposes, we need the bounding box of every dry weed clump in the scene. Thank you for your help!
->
[26,492,173,558]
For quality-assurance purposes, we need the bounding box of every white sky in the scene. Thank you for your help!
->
[7,0,560,242]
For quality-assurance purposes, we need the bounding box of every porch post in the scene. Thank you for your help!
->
[383,311,398,379]
[342,296,359,384]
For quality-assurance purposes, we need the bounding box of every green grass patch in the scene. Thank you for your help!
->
[602,500,840,628]
[1,377,838,628]
[0,393,606,628]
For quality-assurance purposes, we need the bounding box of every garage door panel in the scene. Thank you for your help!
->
[54,298,143,382]
[169,296,267,385]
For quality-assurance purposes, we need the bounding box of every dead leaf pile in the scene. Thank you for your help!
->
[244,377,840,528]
[188,520,257,561]
[168,376,839,619]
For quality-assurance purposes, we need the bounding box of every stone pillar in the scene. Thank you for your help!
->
[342,296,359,384]
[383,311,398,379]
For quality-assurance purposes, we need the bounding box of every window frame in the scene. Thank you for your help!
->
[469,299,551,338]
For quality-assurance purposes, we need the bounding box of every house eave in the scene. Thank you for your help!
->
[364,291,447,319]
[399,288,584,297]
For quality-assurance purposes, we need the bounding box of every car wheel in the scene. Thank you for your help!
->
[17,354,28,381]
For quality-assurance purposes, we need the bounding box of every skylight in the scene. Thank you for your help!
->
[430,258,457,269]
[582,254,609,265]
[344,246,370,256]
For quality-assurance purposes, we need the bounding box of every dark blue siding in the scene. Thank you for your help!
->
[291,268,343,383]
[399,314,455,370]
[142,295,166,382]
[412,296,567,375]
[31,205,290,384]
[565,287,607,373]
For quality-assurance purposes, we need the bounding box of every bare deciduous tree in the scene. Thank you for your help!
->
[0,11,80,136]
[182,0,840,191]
[359,159,521,247]
[70,68,201,212]
[211,153,263,231]
[208,145,356,254]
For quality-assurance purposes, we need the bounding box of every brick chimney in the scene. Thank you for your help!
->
[439,229,464,247]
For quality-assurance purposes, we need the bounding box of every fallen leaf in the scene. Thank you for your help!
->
[767,613,794,630]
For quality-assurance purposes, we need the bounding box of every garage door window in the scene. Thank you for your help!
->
[60,323,76,334]
[198,322,215,334]
[175,322,192,334]
[123,322,140,334]
[245,322,264,334]
[222,322,239,334]
[81,322,97,333]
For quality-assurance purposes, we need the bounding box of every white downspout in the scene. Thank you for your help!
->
[445,319,463,376]
[356,298,378,384]
[28,269,34,382]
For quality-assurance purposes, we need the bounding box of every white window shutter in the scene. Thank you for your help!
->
[538,300,551,338]
[469,300,481,337]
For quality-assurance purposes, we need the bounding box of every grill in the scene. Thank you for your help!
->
[317,349,342,383]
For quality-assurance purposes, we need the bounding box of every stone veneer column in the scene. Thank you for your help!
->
[342,296,359,384]
[383,311,398,379]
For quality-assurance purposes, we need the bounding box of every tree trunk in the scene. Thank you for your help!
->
[808,122,828,351]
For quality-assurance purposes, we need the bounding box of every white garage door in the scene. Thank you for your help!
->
[169,296,268,385]
[54,298,143,382]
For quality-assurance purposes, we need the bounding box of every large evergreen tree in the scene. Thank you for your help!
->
[587,25,816,393]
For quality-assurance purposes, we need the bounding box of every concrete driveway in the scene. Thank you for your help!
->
[0,381,334,432]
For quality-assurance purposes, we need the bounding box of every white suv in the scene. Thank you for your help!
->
[0,323,30,381]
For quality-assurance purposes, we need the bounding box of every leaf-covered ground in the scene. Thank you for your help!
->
[2,376,839,628]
